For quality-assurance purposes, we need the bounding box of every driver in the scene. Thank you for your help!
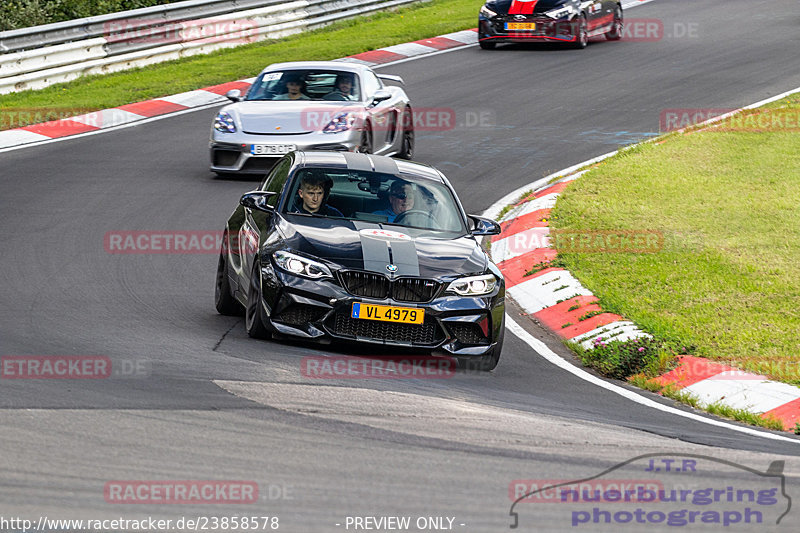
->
[373,180,414,223]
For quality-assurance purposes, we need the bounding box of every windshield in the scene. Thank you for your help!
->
[283,168,467,234]
[245,70,363,102]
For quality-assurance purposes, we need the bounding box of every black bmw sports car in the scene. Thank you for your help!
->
[215,151,506,370]
[479,0,623,49]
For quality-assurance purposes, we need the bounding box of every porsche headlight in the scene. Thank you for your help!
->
[447,274,497,296]
[480,5,497,18]
[273,251,332,279]
[322,112,356,133]
[214,111,236,133]
[545,5,577,19]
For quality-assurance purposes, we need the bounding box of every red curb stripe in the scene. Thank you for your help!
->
[496,252,558,288]
[492,209,550,242]
[762,398,800,431]
[533,181,571,198]
[532,295,599,330]
[203,80,252,95]
[560,313,625,339]
[652,356,733,389]
[413,36,464,50]
[21,119,99,137]
[117,99,189,118]
[348,49,407,64]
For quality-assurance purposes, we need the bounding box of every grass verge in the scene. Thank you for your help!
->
[551,94,800,387]
[0,0,480,129]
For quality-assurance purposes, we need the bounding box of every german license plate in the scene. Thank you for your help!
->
[505,22,536,30]
[251,144,296,155]
[351,303,424,324]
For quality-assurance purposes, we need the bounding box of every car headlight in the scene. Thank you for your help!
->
[545,5,577,19]
[446,274,497,296]
[214,111,236,133]
[273,251,332,279]
[322,112,356,133]
[480,5,497,18]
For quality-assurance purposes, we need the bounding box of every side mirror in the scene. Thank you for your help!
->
[226,89,242,102]
[377,74,404,85]
[240,191,277,212]
[468,215,501,236]
[371,89,392,105]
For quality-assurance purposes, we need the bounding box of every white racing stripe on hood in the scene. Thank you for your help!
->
[357,227,419,276]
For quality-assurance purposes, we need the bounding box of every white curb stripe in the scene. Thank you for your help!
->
[683,377,800,414]
[499,192,559,222]
[380,42,438,57]
[70,108,145,129]
[507,269,593,315]
[438,29,479,44]
[491,227,550,262]
[0,129,51,149]
[161,89,226,108]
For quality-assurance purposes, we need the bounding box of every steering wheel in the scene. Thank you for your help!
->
[393,209,438,229]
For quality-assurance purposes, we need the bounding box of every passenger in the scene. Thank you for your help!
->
[373,180,415,223]
[323,73,357,101]
[292,171,343,217]
[274,74,310,100]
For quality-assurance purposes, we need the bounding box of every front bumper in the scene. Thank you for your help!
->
[258,263,505,357]
[479,15,581,44]
[210,130,359,175]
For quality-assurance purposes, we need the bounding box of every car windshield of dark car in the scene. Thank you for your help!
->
[283,168,467,234]
[245,70,363,101]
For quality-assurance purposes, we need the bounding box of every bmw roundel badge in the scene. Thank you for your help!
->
[386,264,398,273]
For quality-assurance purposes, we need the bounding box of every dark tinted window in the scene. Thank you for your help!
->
[261,157,292,207]
[245,70,362,101]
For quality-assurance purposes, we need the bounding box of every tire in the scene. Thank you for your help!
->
[245,258,272,339]
[479,39,496,50]
[459,318,504,372]
[397,107,415,160]
[356,125,373,154]
[215,251,243,316]
[571,15,589,49]
[606,6,623,41]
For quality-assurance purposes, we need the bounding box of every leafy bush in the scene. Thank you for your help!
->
[577,336,663,380]
[1,1,174,31]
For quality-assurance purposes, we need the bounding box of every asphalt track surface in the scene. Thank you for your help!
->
[2,0,800,531]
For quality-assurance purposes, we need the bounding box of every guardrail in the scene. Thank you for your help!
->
[0,0,426,95]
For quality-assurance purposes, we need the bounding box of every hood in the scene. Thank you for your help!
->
[231,101,364,134]
[488,0,568,15]
[277,216,488,278]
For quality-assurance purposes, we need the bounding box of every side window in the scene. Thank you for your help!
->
[261,158,291,207]
[362,71,382,100]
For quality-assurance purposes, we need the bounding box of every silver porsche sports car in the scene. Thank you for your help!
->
[210,61,415,176]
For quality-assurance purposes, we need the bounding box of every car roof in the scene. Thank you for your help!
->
[295,152,445,183]
[258,61,369,77]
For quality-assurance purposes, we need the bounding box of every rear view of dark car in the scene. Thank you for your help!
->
[215,152,506,370]
[479,0,623,49]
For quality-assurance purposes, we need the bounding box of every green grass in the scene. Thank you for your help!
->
[0,0,480,129]
[552,94,800,385]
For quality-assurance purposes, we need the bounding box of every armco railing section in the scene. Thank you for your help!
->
[0,0,425,95]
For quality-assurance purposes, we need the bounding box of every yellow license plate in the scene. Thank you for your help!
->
[351,303,424,324]
[505,22,536,30]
